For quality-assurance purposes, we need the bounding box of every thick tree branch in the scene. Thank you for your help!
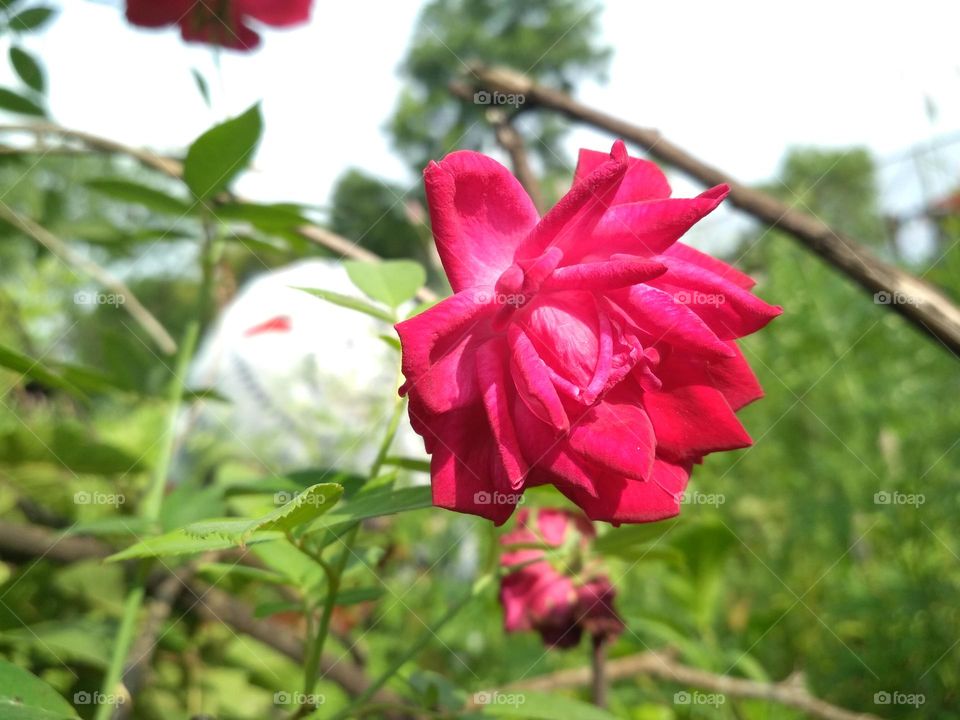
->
[502,649,881,720]
[462,65,960,358]
[0,203,178,354]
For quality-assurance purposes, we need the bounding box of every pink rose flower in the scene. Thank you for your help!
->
[499,508,623,648]
[126,0,312,51]
[396,140,781,525]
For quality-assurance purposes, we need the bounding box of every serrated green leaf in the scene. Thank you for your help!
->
[0,659,78,720]
[8,6,55,32]
[183,103,262,200]
[86,179,192,215]
[9,46,43,93]
[0,86,43,116]
[105,528,283,561]
[295,286,394,323]
[344,259,426,308]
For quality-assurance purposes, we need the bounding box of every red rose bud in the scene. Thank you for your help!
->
[499,508,623,649]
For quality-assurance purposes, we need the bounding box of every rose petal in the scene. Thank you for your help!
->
[424,151,539,292]
[665,241,756,290]
[649,256,782,340]
[477,338,529,491]
[580,185,729,261]
[643,384,752,462]
[556,458,691,525]
[573,148,672,204]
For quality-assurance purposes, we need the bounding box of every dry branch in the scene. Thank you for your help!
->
[503,649,883,720]
[462,65,960,358]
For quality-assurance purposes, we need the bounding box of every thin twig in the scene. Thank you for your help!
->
[462,64,960,358]
[0,202,177,354]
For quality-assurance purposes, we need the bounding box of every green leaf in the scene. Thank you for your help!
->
[344,259,426,308]
[105,528,283,562]
[0,342,85,397]
[295,287,395,323]
[0,86,43,116]
[188,482,343,539]
[0,619,114,669]
[473,690,618,719]
[592,519,679,558]
[183,103,262,200]
[214,201,310,231]
[197,562,288,585]
[86,179,191,216]
[9,46,43,93]
[191,68,211,107]
[308,485,432,530]
[8,6,55,32]
[382,456,430,473]
[109,484,343,560]
[334,586,384,606]
[0,659,78,720]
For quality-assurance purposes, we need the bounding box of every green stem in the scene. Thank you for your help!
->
[301,523,358,700]
[370,387,407,480]
[299,376,405,710]
[321,575,492,720]
[94,230,219,720]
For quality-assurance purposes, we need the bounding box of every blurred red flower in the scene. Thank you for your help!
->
[126,0,312,51]
[499,508,623,648]
[396,140,781,525]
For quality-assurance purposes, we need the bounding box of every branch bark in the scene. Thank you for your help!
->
[462,65,960,358]
[504,649,882,720]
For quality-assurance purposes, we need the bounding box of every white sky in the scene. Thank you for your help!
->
[14,1,960,234]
